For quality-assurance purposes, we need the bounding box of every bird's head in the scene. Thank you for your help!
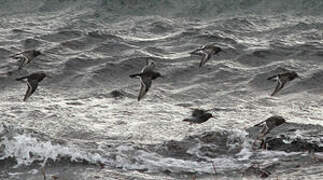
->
[39,72,47,80]
[213,46,222,54]
[152,72,163,80]
[206,113,214,119]
[33,50,42,56]
[146,58,155,66]
[291,71,301,80]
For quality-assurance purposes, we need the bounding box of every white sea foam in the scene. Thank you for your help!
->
[0,134,106,166]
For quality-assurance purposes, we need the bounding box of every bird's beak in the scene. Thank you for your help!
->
[297,76,302,80]
[46,75,53,79]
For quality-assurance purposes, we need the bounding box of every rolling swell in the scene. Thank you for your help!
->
[1,0,323,179]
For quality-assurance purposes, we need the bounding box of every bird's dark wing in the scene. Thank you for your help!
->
[23,80,39,101]
[22,52,32,64]
[17,55,29,69]
[270,79,285,96]
[199,52,212,67]
[137,76,152,101]
[9,51,25,58]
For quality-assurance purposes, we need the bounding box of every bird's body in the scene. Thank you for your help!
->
[129,59,162,101]
[190,44,222,67]
[267,71,300,96]
[183,109,213,124]
[254,115,286,136]
[10,50,41,69]
[254,116,286,128]
[16,72,46,101]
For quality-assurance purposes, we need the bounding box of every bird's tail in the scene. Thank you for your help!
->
[254,120,266,127]
[16,76,28,81]
[129,73,141,78]
[183,118,195,122]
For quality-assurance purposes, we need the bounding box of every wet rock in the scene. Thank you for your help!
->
[110,90,125,98]
[109,89,135,99]
[153,131,244,162]
[157,140,192,160]
[243,164,272,178]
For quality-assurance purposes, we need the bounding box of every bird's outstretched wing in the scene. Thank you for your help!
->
[17,55,30,70]
[137,76,152,101]
[23,80,39,101]
[199,52,212,67]
[270,79,285,96]
[9,51,26,58]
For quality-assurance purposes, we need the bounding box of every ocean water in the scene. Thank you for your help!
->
[1,0,323,179]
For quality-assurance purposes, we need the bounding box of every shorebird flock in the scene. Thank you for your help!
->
[8,44,301,124]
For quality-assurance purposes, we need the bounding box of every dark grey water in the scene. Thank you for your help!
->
[1,0,323,179]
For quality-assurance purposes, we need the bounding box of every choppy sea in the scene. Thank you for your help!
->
[1,0,323,179]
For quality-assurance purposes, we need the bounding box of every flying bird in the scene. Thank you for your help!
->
[253,116,286,150]
[267,71,300,96]
[16,72,47,101]
[10,49,42,69]
[183,108,214,124]
[129,59,162,101]
[190,44,222,67]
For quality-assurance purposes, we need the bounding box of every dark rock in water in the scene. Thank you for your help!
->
[109,89,137,99]
[164,140,191,155]
[243,164,272,178]
[247,116,323,152]
[110,90,125,98]
[263,136,323,152]
[153,131,244,163]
